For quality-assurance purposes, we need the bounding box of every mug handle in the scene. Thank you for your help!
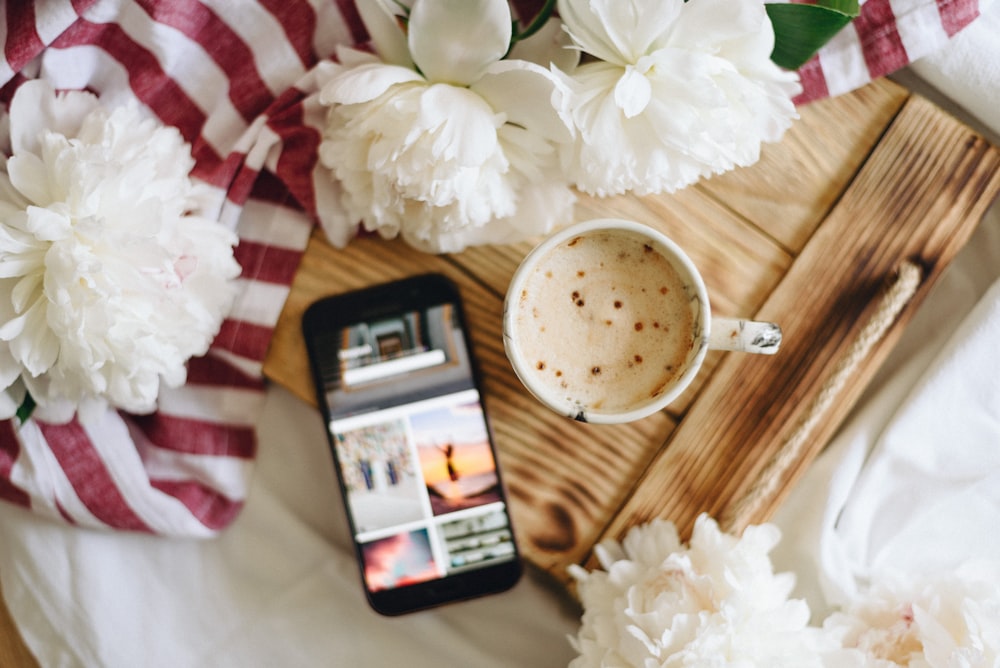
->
[708,317,782,355]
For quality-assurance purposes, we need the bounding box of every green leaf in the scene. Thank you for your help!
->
[15,392,35,425]
[767,0,860,71]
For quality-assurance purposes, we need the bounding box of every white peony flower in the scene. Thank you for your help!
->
[555,0,802,197]
[0,80,240,423]
[317,0,576,254]
[569,514,829,667]
[820,560,1000,667]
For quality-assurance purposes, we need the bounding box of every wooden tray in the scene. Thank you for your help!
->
[263,78,1000,583]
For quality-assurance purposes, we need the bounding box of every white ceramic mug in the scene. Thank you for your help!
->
[503,219,781,423]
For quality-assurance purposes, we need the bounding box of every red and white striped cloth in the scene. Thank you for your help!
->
[0,0,367,537]
[794,0,983,103]
[0,0,983,538]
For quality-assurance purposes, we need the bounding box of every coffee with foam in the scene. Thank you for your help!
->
[510,228,695,418]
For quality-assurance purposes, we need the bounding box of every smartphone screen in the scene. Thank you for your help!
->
[303,274,521,615]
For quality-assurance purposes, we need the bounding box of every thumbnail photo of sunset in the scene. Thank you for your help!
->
[410,401,502,516]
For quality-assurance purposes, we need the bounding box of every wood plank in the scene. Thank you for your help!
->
[593,94,1000,553]
[699,79,909,252]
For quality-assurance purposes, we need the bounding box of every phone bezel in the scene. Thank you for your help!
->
[302,273,522,616]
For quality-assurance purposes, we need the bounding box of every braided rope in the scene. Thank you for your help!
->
[721,260,923,532]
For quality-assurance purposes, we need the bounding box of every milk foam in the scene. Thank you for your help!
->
[512,230,695,415]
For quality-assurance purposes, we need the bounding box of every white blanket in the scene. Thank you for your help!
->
[3,3,1000,666]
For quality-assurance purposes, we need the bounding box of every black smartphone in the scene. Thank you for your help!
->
[302,273,522,615]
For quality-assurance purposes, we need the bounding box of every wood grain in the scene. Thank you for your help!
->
[595,94,1000,550]
[699,80,909,252]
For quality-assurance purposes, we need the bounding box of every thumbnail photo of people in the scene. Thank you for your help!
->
[333,419,423,534]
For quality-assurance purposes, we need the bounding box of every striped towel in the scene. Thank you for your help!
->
[0,0,982,538]
[0,0,367,537]
[795,0,983,102]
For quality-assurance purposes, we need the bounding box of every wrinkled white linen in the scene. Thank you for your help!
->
[833,279,1000,587]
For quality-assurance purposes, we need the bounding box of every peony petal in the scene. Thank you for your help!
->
[556,0,613,64]
[564,60,626,141]
[673,0,768,55]
[408,0,511,85]
[0,173,30,211]
[6,153,56,207]
[587,0,683,61]
[10,273,42,314]
[614,64,652,118]
[0,252,43,280]
[6,300,58,375]
[0,216,42,257]
[0,312,26,341]
[319,61,423,105]
[332,45,382,70]
[495,175,575,237]
[23,377,77,424]
[355,0,413,68]
[418,84,499,166]
[9,80,99,157]
[556,0,633,66]
[23,205,72,241]
[472,59,573,143]
[0,372,26,420]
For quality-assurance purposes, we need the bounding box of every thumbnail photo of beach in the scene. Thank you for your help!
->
[411,401,501,516]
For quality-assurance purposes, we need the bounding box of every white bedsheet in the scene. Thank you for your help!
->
[2,3,1000,665]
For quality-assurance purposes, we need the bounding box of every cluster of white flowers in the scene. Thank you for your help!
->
[317,0,801,253]
[569,515,827,666]
[569,515,1000,667]
[0,80,240,424]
